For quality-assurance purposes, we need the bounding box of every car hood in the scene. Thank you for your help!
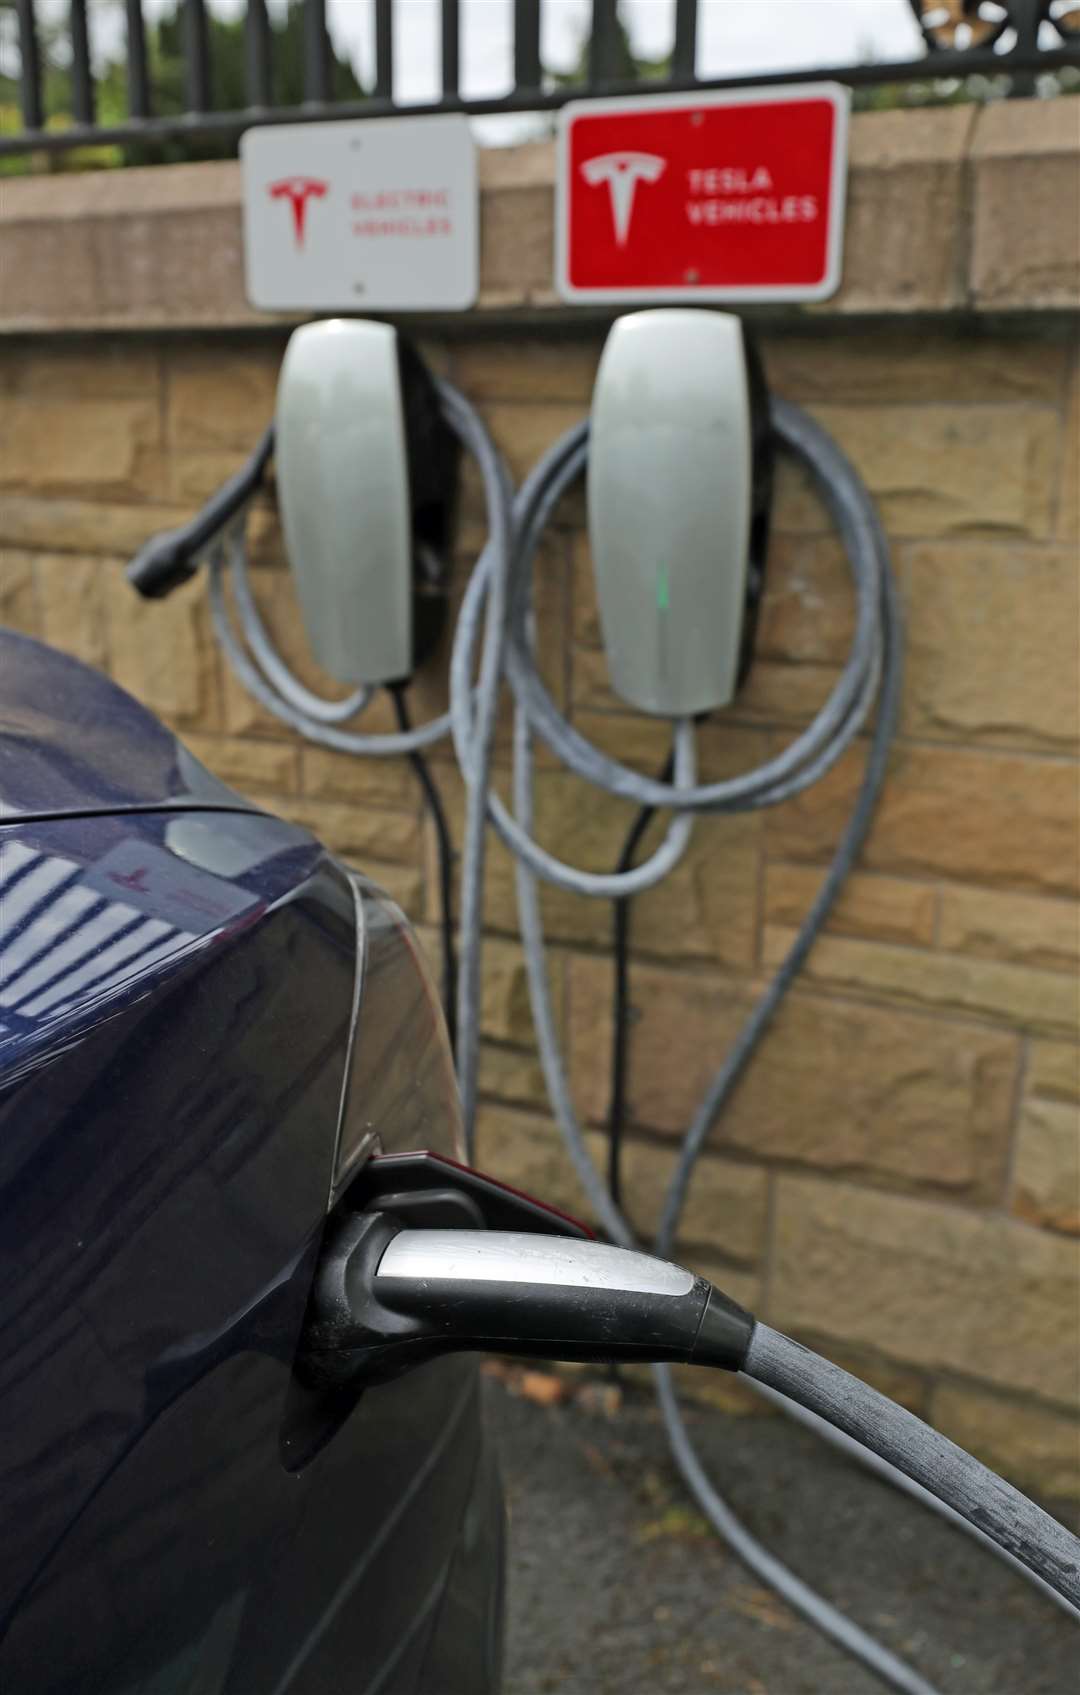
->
[0,629,250,824]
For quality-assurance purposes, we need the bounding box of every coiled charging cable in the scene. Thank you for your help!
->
[133,378,1078,1683]
[446,395,1078,1691]
[192,380,514,1063]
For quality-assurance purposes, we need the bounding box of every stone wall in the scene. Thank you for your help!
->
[1,101,1078,1501]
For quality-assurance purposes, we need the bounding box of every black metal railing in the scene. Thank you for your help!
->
[1,0,1078,161]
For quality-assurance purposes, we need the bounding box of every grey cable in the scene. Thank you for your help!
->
[192,358,1075,1677]
[654,1367,940,1695]
[510,620,951,1695]
[208,522,456,757]
[227,541,374,724]
[450,511,700,899]
[198,377,516,1150]
[746,1374,1080,1620]
[489,398,1076,1689]
[435,381,516,1147]
[499,401,885,815]
[745,1325,1080,1610]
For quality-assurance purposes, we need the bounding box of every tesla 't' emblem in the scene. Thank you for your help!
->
[108,866,151,893]
[580,151,666,246]
[268,176,330,248]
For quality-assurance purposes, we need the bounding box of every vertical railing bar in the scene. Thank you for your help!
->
[374,0,394,100]
[588,0,619,87]
[514,0,542,91]
[672,0,698,80]
[69,0,96,126]
[183,0,212,113]
[1007,0,1040,95]
[245,0,273,108]
[441,0,460,99]
[124,0,151,118]
[14,0,44,131]
[304,0,331,103]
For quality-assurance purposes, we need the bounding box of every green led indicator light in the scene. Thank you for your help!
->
[656,568,670,613]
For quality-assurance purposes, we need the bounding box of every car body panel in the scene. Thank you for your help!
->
[0,630,245,823]
[0,630,503,1694]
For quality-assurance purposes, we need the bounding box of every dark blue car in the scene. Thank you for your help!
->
[0,629,505,1694]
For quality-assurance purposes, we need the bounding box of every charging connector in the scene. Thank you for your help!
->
[299,1203,1080,1612]
[301,1214,754,1389]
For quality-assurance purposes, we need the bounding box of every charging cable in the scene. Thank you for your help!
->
[130,377,515,1062]
[302,1217,1080,1620]
[444,394,1079,1689]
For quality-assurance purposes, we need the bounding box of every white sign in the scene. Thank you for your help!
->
[241,115,478,313]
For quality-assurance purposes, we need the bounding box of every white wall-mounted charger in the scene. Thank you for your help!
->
[588,308,754,717]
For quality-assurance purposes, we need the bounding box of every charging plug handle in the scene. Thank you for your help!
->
[127,425,275,599]
[301,1214,754,1389]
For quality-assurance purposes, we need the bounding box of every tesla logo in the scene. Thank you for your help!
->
[108,866,151,894]
[268,175,330,248]
[580,151,666,246]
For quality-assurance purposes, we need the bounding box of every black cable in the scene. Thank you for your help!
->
[607,752,675,1209]
[390,686,458,1058]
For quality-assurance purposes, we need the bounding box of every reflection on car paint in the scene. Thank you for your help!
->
[0,838,208,1041]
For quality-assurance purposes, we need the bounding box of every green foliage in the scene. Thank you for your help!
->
[0,0,366,174]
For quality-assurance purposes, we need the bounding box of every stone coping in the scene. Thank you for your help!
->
[0,98,1076,333]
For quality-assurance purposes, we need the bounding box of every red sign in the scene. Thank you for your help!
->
[556,86,848,304]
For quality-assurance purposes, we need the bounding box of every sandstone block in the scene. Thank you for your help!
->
[170,448,254,506]
[267,795,420,869]
[459,401,585,509]
[770,454,832,535]
[770,1174,1080,1407]
[473,1104,597,1230]
[1029,1042,1080,1105]
[759,331,1066,407]
[616,1143,768,1266]
[104,564,222,732]
[0,495,190,558]
[1013,1097,1080,1236]
[478,1043,551,1111]
[0,551,39,637]
[473,931,564,1047]
[453,336,601,403]
[366,861,425,922]
[35,554,108,670]
[763,927,1079,1039]
[931,1381,1080,1504]
[1060,356,1078,543]
[938,887,1079,974]
[1,340,161,401]
[300,746,415,813]
[764,863,937,947]
[807,404,1057,539]
[0,398,161,498]
[569,530,600,648]
[167,347,281,452]
[970,99,1080,312]
[566,954,1018,1199]
[905,542,1079,752]
[766,741,1080,899]
[473,1106,766,1267]
[182,733,299,798]
[838,106,975,314]
[755,535,857,665]
[478,181,554,308]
